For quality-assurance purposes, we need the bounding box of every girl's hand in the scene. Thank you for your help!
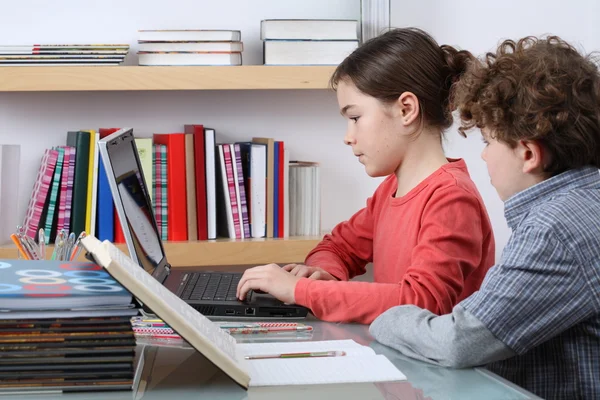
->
[282,264,338,281]
[236,264,301,304]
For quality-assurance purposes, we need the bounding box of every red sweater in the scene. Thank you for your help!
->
[295,159,495,324]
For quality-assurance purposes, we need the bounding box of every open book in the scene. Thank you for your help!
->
[81,236,406,389]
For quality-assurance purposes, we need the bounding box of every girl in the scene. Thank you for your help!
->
[237,28,495,324]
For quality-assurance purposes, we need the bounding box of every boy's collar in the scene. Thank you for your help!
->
[504,167,600,229]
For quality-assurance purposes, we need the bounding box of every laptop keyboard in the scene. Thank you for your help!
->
[181,272,242,302]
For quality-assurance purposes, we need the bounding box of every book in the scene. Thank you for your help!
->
[138,41,243,53]
[138,30,241,42]
[21,149,58,239]
[43,147,64,243]
[138,52,242,66]
[263,40,358,65]
[204,128,217,240]
[184,124,207,240]
[184,134,198,241]
[85,130,99,237]
[0,260,132,310]
[260,19,358,40]
[252,138,275,238]
[153,133,187,241]
[81,236,407,388]
[66,131,90,236]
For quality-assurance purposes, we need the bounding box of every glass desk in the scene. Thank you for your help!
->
[17,317,542,400]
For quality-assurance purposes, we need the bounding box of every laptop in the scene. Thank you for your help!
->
[97,128,309,319]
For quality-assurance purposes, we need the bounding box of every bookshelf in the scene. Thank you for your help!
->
[0,65,332,265]
[0,66,336,92]
[0,236,322,266]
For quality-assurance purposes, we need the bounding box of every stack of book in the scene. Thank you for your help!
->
[261,19,359,65]
[137,30,243,66]
[0,44,129,66]
[0,259,138,394]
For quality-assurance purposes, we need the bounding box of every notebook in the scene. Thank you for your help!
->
[81,235,406,389]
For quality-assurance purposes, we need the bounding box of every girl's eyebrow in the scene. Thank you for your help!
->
[340,104,355,116]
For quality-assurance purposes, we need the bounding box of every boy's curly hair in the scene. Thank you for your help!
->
[453,36,600,176]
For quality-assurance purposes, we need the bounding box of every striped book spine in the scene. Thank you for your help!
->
[222,144,241,239]
[43,147,65,243]
[159,144,168,241]
[152,144,161,238]
[22,149,58,239]
[56,146,70,232]
[63,147,76,232]
[233,144,250,238]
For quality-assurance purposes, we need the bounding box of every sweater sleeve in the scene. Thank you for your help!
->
[303,179,385,281]
[295,186,487,324]
[369,304,516,368]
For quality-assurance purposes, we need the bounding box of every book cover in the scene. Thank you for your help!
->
[96,128,120,242]
[252,138,275,238]
[43,147,64,243]
[66,131,90,236]
[22,149,58,239]
[0,260,132,310]
[184,124,207,241]
[183,134,197,241]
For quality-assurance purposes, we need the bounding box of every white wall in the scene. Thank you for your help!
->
[0,0,377,234]
[392,0,600,258]
[5,1,596,258]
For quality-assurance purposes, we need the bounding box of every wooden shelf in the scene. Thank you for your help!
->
[0,66,336,92]
[0,236,321,267]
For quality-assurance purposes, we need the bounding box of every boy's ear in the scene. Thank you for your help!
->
[396,92,420,126]
[518,140,545,174]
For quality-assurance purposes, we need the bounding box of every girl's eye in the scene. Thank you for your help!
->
[481,137,489,146]
[350,117,359,123]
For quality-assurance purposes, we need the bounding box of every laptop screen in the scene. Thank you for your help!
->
[99,129,167,275]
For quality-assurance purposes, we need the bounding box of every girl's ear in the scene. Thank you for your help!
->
[518,140,545,174]
[396,92,420,126]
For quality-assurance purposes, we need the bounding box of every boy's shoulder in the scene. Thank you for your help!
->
[522,184,600,262]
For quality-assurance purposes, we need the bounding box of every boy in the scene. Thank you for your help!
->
[369,36,600,400]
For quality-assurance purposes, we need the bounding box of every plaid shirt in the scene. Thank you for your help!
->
[461,167,600,400]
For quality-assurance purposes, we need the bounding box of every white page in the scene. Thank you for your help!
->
[246,355,406,386]
[238,339,406,386]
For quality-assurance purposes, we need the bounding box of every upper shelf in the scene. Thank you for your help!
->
[0,65,337,92]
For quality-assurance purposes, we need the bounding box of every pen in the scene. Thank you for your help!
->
[134,332,182,339]
[69,231,87,261]
[38,228,46,259]
[244,350,346,360]
[21,235,41,260]
[227,326,313,334]
[132,322,168,328]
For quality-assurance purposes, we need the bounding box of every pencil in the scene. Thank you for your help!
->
[10,234,30,260]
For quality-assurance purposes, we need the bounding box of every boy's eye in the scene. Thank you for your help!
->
[350,117,359,123]
[481,137,489,146]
